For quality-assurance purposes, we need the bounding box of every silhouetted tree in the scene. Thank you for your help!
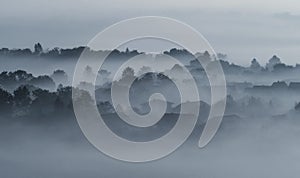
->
[12,86,31,117]
[0,70,58,91]
[82,65,95,83]
[98,101,114,114]
[51,69,68,86]
[29,75,55,90]
[0,70,34,91]
[57,86,73,110]
[266,55,281,71]
[31,89,56,116]
[96,69,111,85]
[0,88,13,114]
[59,46,85,58]
[250,58,262,72]
[271,81,288,88]
[122,67,134,78]
[43,47,60,58]
[273,63,293,72]
[0,48,9,55]
[295,102,300,111]
[138,66,151,75]
[34,43,43,55]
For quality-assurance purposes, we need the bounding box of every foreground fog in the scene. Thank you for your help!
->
[1,114,300,178]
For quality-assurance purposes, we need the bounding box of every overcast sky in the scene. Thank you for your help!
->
[0,0,300,65]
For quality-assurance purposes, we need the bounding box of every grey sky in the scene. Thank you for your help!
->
[0,0,299,65]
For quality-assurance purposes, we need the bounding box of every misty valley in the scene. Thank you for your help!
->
[1,45,300,178]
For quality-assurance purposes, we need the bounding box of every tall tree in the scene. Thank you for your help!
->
[34,43,43,55]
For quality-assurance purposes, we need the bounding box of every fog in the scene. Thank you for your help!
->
[1,114,300,178]
[1,48,300,177]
